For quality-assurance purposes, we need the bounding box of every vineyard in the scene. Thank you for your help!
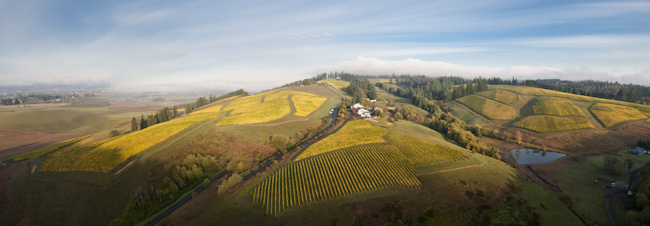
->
[513,115,594,133]
[388,135,468,165]
[455,95,516,120]
[189,105,222,115]
[6,136,90,162]
[252,133,472,215]
[492,85,650,116]
[216,90,327,126]
[40,112,223,172]
[532,97,584,116]
[476,89,520,104]
[295,120,387,161]
[251,145,420,215]
[291,93,328,117]
[590,103,647,127]
[317,79,350,90]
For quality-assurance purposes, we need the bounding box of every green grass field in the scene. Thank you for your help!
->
[295,120,387,161]
[251,145,420,215]
[317,79,350,90]
[533,97,584,116]
[589,103,647,127]
[513,115,594,133]
[40,112,224,172]
[476,89,521,104]
[456,95,516,120]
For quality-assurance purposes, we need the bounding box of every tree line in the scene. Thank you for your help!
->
[338,74,501,159]
[488,78,650,105]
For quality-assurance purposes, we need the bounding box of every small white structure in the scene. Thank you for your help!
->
[370,99,377,103]
[611,181,629,190]
[350,103,365,111]
[358,109,372,118]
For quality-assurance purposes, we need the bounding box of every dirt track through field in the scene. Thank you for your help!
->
[113,160,136,175]
[416,163,483,176]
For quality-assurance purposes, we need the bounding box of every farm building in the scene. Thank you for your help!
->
[350,103,376,118]
[629,147,647,155]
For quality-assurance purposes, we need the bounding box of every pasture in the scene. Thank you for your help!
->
[317,79,350,90]
[513,115,594,133]
[589,103,647,127]
[455,95,516,120]
[295,120,387,161]
[532,97,584,116]
[476,89,521,104]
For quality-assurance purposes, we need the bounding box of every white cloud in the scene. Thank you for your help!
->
[311,56,650,84]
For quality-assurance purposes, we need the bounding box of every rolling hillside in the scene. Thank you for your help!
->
[450,85,650,133]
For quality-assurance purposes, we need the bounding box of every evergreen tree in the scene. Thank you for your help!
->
[131,117,138,132]
[140,115,147,129]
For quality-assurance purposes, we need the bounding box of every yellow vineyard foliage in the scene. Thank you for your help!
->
[291,94,327,117]
[41,112,222,172]
[590,103,647,127]
[456,95,516,120]
[317,79,350,90]
[514,115,594,133]
[476,89,520,104]
[216,90,327,126]
[295,120,387,161]
[533,97,584,116]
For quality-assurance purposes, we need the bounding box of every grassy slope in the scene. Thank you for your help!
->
[533,97,584,116]
[295,120,387,161]
[589,103,647,127]
[514,116,594,133]
[456,95,516,120]
[543,155,648,225]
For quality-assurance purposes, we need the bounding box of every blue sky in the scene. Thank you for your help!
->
[0,0,648,92]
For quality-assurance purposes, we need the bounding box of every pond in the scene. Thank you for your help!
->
[510,148,566,164]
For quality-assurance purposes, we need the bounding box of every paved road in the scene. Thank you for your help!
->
[602,162,650,226]
[141,101,342,226]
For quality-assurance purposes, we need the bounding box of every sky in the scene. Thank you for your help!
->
[0,0,649,92]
